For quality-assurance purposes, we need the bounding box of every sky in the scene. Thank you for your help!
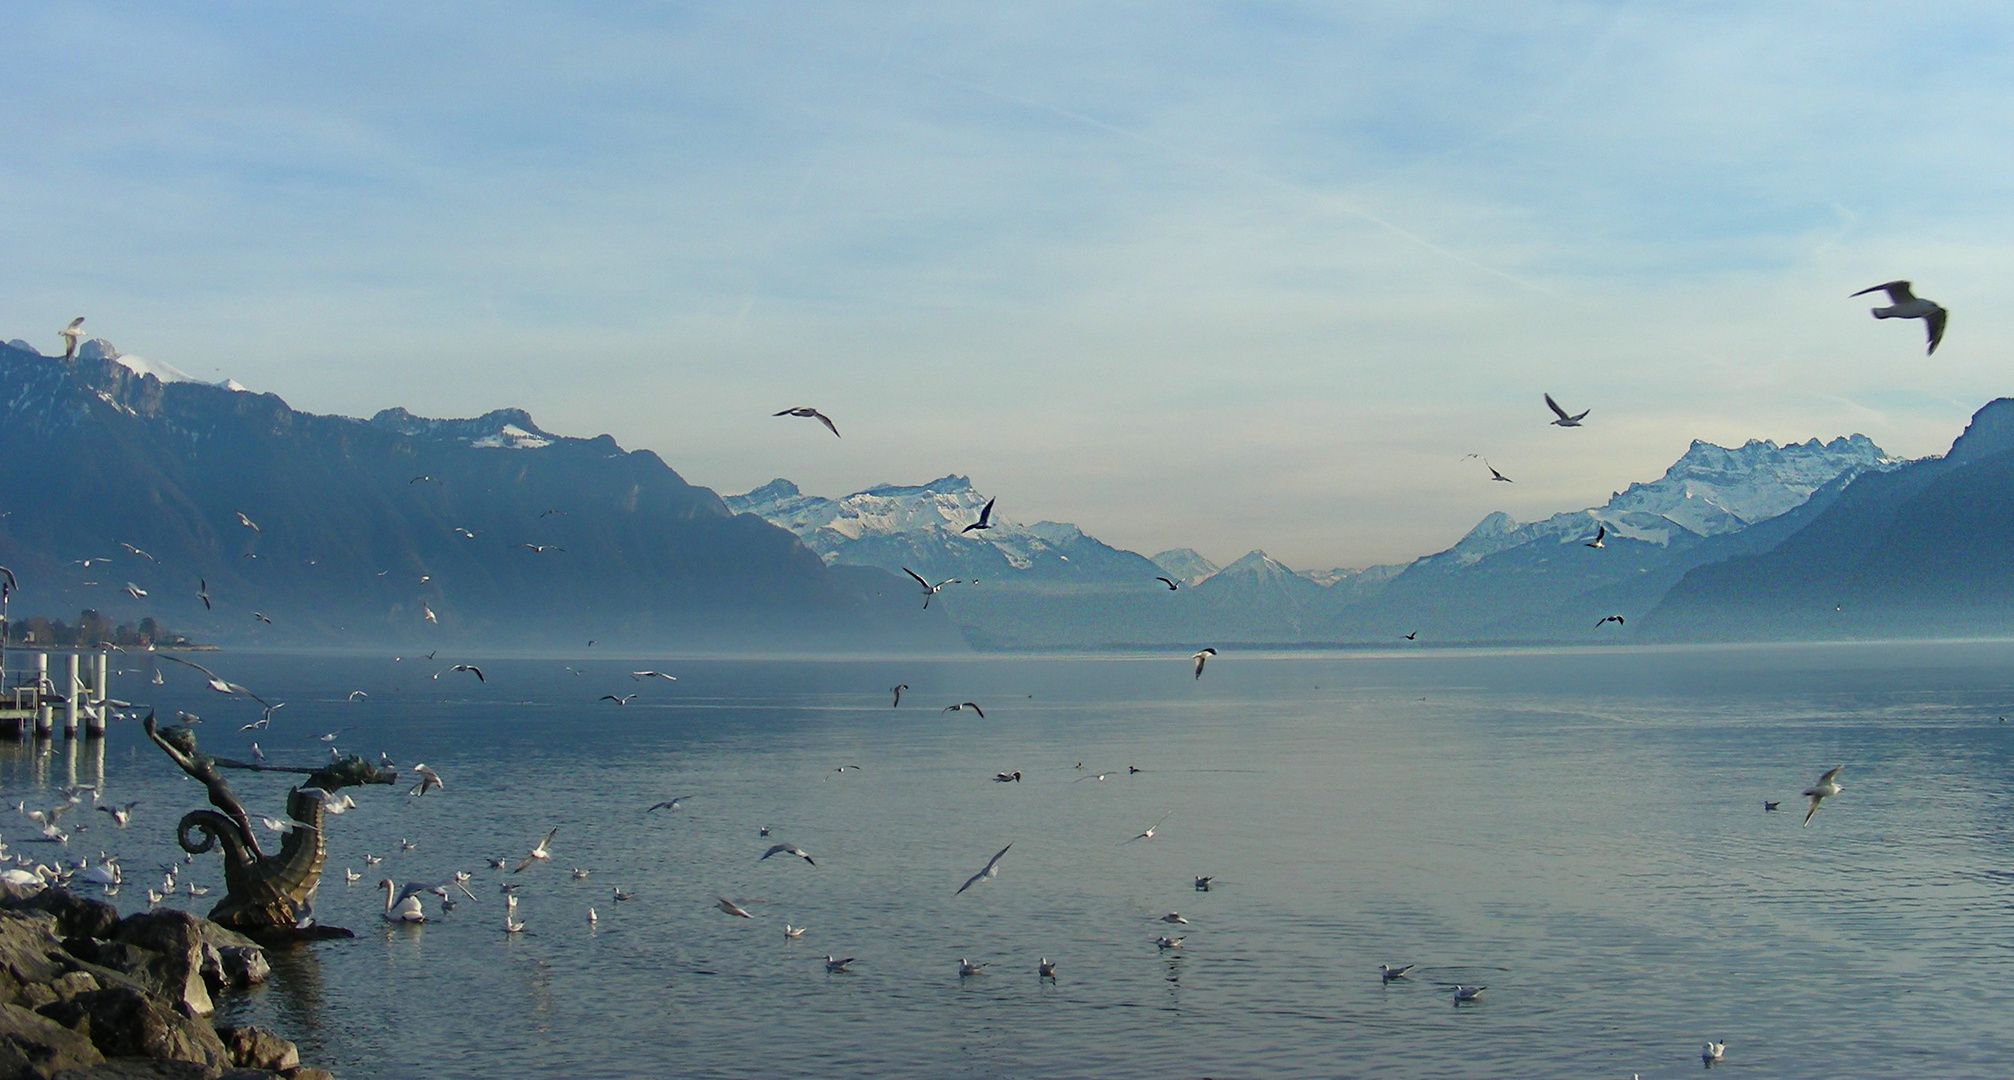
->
[5,2,2014,570]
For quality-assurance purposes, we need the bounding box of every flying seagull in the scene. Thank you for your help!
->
[118,542,155,563]
[630,670,677,682]
[58,317,85,361]
[1802,766,1844,826]
[890,684,908,708]
[1191,648,1216,679]
[760,843,816,866]
[158,655,273,712]
[1486,460,1513,483]
[123,583,147,600]
[773,407,841,438]
[512,827,559,873]
[1596,615,1625,628]
[645,797,690,812]
[1155,577,1179,590]
[197,579,210,610]
[942,702,985,718]
[904,567,961,609]
[422,603,438,625]
[1125,813,1171,844]
[1851,281,1947,355]
[435,664,484,682]
[409,764,444,797]
[715,896,754,919]
[516,543,563,553]
[1403,631,1418,640]
[1544,393,1588,427]
[252,612,272,624]
[961,498,996,534]
[234,511,260,533]
[1585,525,1606,549]
[600,694,638,706]
[956,842,1012,895]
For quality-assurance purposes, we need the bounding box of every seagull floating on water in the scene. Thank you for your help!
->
[1380,964,1414,982]
[824,955,853,972]
[1155,935,1185,950]
[1453,984,1487,1003]
[1160,912,1189,925]
[1194,875,1214,891]
[1764,800,1780,812]
[1038,958,1057,978]
[1852,280,1947,355]
[1703,1040,1726,1065]
[958,958,987,977]
[784,923,806,939]
[1802,766,1844,826]
[1544,393,1588,427]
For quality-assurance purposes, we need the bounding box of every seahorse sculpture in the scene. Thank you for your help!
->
[145,713,395,932]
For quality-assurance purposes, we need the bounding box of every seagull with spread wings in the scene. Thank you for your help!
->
[1852,280,1947,354]
[1585,525,1606,549]
[1155,576,1179,590]
[1486,460,1513,483]
[760,843,816,866]
[158,655,274,713]
[773,407,841,437]
[1802,766,1845,826]
[955,842,1012,894]
[942,702,984,718]
[1544,393,1589,427]
[1191,648,1217,679]
[904,567,961,609]
[234,511,260,533]
[1125,813,1171,844]
[961,498,996,534]
[512,827,559,873]
[57,317,86,361]
[435,664,484,682]
[890,684,908,707]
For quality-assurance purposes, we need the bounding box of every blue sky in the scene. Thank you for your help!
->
[5,2,2013,568]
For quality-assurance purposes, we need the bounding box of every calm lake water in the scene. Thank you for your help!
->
[8,641,2014,1079]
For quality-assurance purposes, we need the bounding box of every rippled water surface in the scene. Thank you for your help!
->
[9,641,2014,1078]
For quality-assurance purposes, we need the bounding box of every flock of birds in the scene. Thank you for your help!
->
[21,292,1944,1074]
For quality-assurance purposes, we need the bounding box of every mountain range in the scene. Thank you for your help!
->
[730,433,1904,647]
[0,338,952,652]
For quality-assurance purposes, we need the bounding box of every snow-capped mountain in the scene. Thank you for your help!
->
[725,476,1163,583]
[1434,435,1897,567]
[1150,548,1219,586]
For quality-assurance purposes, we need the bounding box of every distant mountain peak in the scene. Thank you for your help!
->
[1944,397,2014,465]
[368,407,555,449]
[1150,548,1219,586]
[861,475,974,497]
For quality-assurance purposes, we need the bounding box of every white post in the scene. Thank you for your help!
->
[95,652,108,706]
[33,654,49,737]
[64,653,79,737]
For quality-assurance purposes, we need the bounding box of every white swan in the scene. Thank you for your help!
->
[379,879,426,923]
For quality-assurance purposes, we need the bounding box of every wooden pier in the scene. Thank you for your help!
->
[0,650,114,740]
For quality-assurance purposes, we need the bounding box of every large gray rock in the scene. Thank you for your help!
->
[212,1029,294,1074]
[105,917,213,1017]
[35,987,228,1074]
[52,1062,218,1079]
[0,1001,104,1078]
[0,913,76,1010]
[0,894,117,944]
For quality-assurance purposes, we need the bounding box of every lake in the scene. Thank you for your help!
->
[9,641,2014,1078]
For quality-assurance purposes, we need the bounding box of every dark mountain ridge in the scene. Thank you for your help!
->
[0,342,950,651]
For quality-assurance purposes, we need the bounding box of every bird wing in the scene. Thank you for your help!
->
[1851,280,1904,299]
[772,408,797,417]
[760,844,788,861]
[1156,577,1176,589]
[1818,765,1844,785]
[977,497,994,526]
[904,567,931,588]
[158,653,223,683]
[815,411,840,437]
[1594,525,1605,542]
[965,703,984,718]
[467,666,484,682]
[1926,307,1947,354]
[1802,794,1822,826]
[1544,393,1570,421]
[66,317,85,331]
[956,843,1011,894]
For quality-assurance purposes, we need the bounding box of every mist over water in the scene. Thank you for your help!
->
[17,642,2014,1078]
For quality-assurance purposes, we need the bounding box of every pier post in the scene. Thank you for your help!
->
[32,654,50,739]
[95,653,108,707]
[64,654,79,738]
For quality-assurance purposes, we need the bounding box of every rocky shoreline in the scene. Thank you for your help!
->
[0,884,332,1080]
